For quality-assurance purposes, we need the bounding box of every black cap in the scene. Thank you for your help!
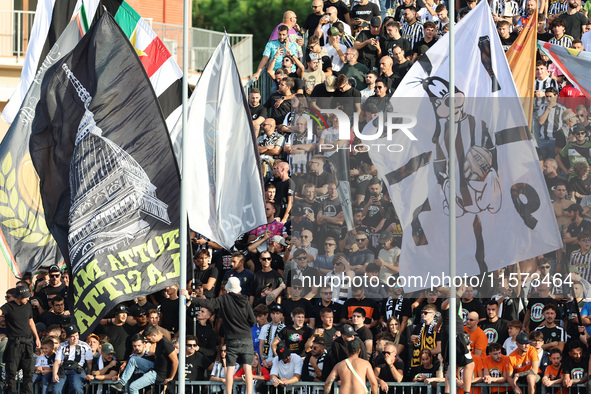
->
[371,16,382,27]
[49,265,61,273]
[113,304,129,314]
[277,341,291,361]
[573,122,587,133]
[269,304,284,314]
[565,203,583,212]
[193,279,203,287]
[14,285,31,299]
[64,324,79,337]
[516,332,530,345]
[340,324,356,337]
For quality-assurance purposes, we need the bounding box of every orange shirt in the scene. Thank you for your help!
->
[544,364,566,394]
[508,346,539,374]
[457,355,483,394]
[465,326,488,356]
[483,354,510,393]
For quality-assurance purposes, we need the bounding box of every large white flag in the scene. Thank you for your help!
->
[367,1,561,288]
[178,35,267,250]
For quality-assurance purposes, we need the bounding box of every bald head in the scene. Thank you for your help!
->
[327,7,338,22]
[284,10,297,27]
[466,311,479,329]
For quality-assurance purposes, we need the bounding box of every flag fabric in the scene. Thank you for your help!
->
[176,35,267,251]
[29,12,181,337]
[0,0,183,277]
[3,0,183,134]
[0,17,86,278]
[327,150,354,231]
[85,0,184,133]
[506,11,537,128]
[366,1,561,289]
[1,0,82,123]
[538,41,591,97]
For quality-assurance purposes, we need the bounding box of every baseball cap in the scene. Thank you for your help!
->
[101,343,116,355]
[193,279,203,287]
[516,332,530,344]
[379,231,394,244]
[14,285,31,299]
[64,324,79,337]
[277,341,291,361]
[269,304,284,314]
[565,203,583,212]
[371,16,382,27]
[328,26,340,36]
[113,304,129,314]
[340,324,356,337]
[309,53,320,62]
[270,235,287,246]
[325,76,337,92]
[49,265,61,273]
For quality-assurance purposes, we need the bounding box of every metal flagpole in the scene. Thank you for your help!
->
[448,0,457,392]
[178,0,190,390]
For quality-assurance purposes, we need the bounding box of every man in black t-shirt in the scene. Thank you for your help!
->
[35,264,67,311]
[382,21,412,59]
[302,0,325,37]
[95,304,135,361]
[1,285,41,394]
[249,88,267,137]
[184,335,213,388]
[562,340,588,392]
[478,300,509,345]
[355,19,382,70]
[558,0,587,40]
[112,325,178,392]
[272,307,313,357]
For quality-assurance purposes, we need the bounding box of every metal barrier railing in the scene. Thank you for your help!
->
[15,377,588,394]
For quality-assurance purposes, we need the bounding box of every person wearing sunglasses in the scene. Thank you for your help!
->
[409,304,441,370]
[184,335,213,387]
[36,264,67,311]
[557,121,591,180]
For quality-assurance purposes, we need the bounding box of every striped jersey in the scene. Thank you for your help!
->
[401,21,424,49]
[549,34,574,47]
[570,248,591,282]
[548,0,568,15]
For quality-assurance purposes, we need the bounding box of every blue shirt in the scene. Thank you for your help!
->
[262,40,301,71]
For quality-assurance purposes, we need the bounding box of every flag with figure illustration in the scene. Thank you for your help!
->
[29,12,181,337]
[365,1,561,290]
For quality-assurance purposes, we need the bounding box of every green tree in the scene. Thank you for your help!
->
[193,0,310,73]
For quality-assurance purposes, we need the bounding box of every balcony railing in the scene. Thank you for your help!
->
[0,10,253,77]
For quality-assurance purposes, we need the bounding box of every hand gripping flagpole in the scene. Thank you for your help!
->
[448,2,457,393]
[178,0,190,391]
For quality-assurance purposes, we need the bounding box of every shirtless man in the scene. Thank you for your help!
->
[553,181,574,230]
[324,340,378,394]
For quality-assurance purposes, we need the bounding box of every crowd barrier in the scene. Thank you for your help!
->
[10,379,588,394]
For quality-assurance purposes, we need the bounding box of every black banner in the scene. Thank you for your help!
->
[29,12,181,337]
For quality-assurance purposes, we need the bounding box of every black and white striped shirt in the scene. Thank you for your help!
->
[548,0,568,15]
[570,248,591,282]
[307,350,327,378]
[538,102,567,139]
[534,76,560,109]
[401,21,424,49]
[549,34,574,47]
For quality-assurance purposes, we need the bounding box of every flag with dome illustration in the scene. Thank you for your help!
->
[29,12,181,337]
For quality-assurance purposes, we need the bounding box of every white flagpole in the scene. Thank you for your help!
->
[178,0,190,391]
[448,1,457,393]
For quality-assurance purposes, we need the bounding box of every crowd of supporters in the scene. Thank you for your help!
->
[4,0,591,392]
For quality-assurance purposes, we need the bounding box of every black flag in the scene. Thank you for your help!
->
[29,12,181,337]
